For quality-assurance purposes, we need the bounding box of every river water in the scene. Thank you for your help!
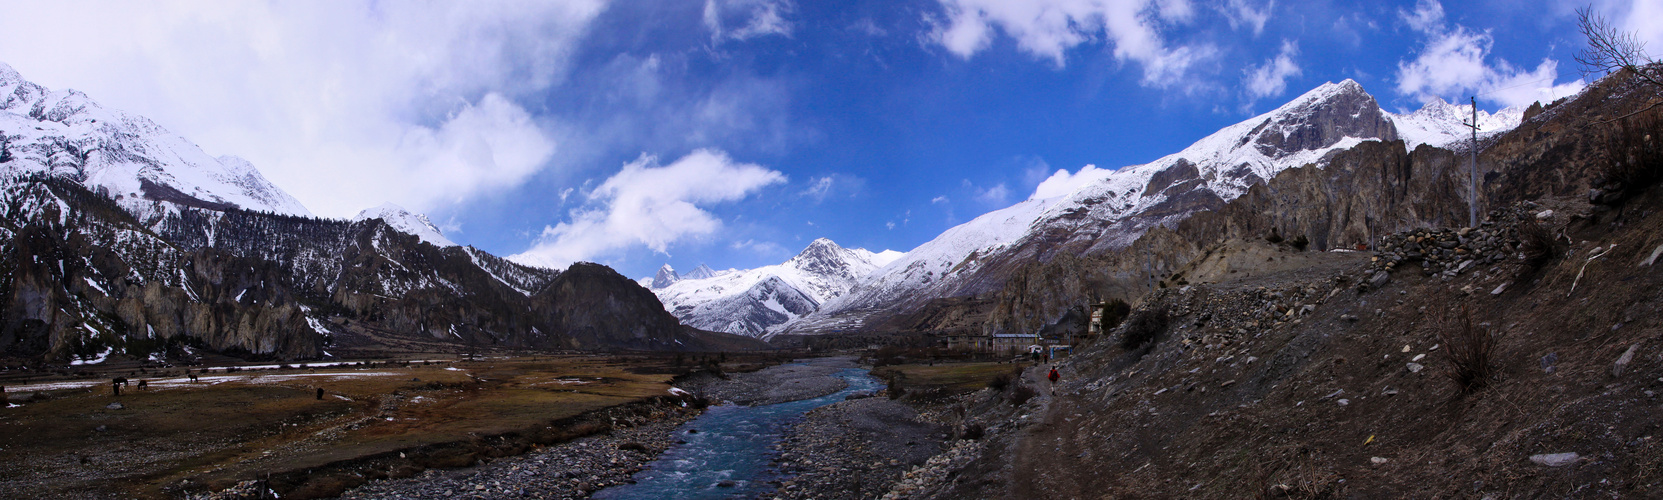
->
[594,366,882,499]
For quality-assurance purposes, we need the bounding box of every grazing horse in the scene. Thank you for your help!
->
[136,380,148,390]
[187,371,199,382]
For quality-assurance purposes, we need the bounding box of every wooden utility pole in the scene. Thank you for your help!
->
[1461,96,1481,228]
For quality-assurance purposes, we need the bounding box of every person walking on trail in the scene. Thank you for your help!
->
[1047,366,1060,395]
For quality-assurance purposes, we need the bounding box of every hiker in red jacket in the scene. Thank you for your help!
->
[1047,366,1060,395]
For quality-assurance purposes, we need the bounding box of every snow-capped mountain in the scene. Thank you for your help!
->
[354,203,456,247]
[777,79,1525,336]
[1385,97,1525,151]
[650,238,903,337]
[0,62,311,218]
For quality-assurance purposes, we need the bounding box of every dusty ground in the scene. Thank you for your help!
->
[0,354,778,499]
[896,193,1663,498]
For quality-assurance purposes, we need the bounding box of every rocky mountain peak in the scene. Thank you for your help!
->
[651,264,680,289]
[1245,78,1397,159]
[788,238,855,276]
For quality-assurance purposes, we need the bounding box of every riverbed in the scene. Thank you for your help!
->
[595,363,882,499]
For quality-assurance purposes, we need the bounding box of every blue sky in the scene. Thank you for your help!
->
[0,0,1652,279]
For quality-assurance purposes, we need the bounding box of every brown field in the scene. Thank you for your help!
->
[0,354,767,499]
[872,361,1018,399]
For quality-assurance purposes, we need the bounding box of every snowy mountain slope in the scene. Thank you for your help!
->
[1385,97,1524,151]
[354,203,456,247]
[784,79,1524,336]
[0,62,311,218]
[650,238,903,337]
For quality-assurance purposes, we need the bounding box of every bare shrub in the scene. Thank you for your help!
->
[1120,306,1171,349]
[987,371,1014,391]
[1516,218,1557,269]
[1436,303,1496,393]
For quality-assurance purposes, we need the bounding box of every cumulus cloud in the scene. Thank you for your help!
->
[1222,0,1274,36]
[0,1,601,217]
[927,0,1213,86]
[1244,40,1302,102]
[1030,165,1116,200]
[1393,0,1583,109]
[511,149,785,269]
[704,0,795,42]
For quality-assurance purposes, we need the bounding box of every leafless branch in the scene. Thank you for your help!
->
[1576,6,1663,90]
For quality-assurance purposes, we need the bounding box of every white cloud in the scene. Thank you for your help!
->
[1623,0,1663,52]
[1400,0,1445,34]
[1030,165,1116,200]
[0,1,601,217]
[1244,40,1301,101]
[1394,0,1584,109]
[1222,0,1274,36]
[512,149,786,269]
[932,195,951,204]
[801,176,835,201]
[928,0,1213,86]
[974,183,1010,206]
[704,0,794,42]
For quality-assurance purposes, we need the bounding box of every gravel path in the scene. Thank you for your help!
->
[679,357,857,406]
[331,409,700,500]
[772,397,949,499]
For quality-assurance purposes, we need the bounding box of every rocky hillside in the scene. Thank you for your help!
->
[779,78,1537,338]
[882,68,1663,499]
[0,64,763,364]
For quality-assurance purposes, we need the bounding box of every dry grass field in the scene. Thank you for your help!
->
[0,354,730,499]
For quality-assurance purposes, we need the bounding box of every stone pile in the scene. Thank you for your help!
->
[1363,204,1548,280]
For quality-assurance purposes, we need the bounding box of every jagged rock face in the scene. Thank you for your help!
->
[1246,80,1398,158]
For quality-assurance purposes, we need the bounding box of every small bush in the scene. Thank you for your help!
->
[1290,235,1310,251]
[1436,303,1495,393]
[1516,218,1556,269]
[959,422,985,440]
[1265,231,1284,244]
[1099,299,1132,331]
[1120,306,1171,349]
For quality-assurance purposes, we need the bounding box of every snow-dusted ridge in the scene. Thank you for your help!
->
[0,62,311,218]
[783,79,1527,335]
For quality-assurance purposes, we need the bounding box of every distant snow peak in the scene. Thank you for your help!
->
[651,264,680,289]
[649,237,906,337]
[1386,97,1524,151]
[683,264,718,280]
[354,203,456,247]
